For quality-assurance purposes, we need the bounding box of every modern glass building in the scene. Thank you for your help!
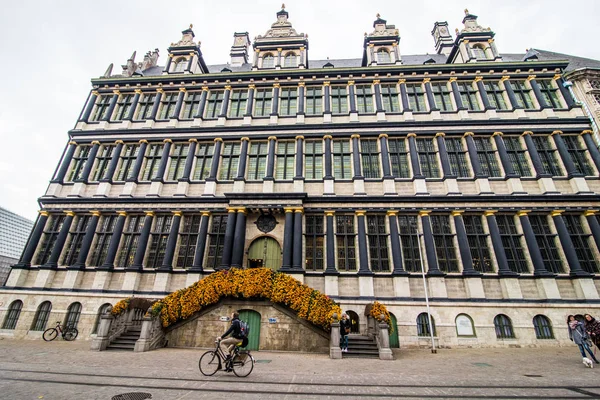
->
[0,207,34,286]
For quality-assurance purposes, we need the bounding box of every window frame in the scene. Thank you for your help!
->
[431,215,458,273]
[406,83,427,112]
[416,138,440,178]
[366,215,390,272]
[176,214,202,269]
[474,137,501,177]
[2,300,23,330]
[333,139,352,179]
[305,215,325,271]
[336,215,357,271]
[494,314,515,339]
[147,214,174,269]
[463,215,493,273]
[529,214,564,274]
[218,142,240,181]
[533,315,554,339]
[496,214,529,274]
[89,215,118,267]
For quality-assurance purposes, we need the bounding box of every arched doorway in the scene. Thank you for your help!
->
[389,313,399,348]
[247,236,282,270]
[238,309,261,351]
[346,310,360,334]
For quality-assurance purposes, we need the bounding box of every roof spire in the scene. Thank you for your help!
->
[281,3,285,9]
[464,8,469,15]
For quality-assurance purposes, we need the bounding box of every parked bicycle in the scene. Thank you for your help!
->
[42,321,78,342]
[198,339,255,377]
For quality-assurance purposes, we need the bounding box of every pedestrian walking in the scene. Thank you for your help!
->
[568,315,598,366]
[340,313,351,353]
[584,314,600,347]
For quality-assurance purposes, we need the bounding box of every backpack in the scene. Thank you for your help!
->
[239,320,250,338]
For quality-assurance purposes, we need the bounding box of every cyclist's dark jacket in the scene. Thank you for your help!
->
[222,317,242,339]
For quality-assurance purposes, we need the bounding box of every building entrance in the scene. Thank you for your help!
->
[247,236,282,271]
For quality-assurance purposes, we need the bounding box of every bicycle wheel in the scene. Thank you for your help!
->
[42,328,58,342]
[63,327,78,341]
[198,351,220,376]
[232,352,254,377]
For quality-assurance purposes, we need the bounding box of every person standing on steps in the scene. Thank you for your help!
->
[340,313,351,353]
[568,315,599,364]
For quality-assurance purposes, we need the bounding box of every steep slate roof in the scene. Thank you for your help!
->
[134,49,600,77]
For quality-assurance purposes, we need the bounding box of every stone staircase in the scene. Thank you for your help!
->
[343,335,379,359]
[106,326,142,351]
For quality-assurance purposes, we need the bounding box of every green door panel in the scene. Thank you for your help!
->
[389,313,399,348]
[238,309,261,351]
[247,237,282,271]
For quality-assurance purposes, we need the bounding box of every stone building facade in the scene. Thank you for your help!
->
[2,7,600,349]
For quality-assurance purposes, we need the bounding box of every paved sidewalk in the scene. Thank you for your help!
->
[0,338,599,399]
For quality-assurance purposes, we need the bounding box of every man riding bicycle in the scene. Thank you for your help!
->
[217,311,245,368]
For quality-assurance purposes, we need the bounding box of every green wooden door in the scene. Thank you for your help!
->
[238,309,261,351]
[389,313,399,348]
[247,237,282,271]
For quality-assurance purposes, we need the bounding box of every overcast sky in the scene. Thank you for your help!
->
[1,0,598,221]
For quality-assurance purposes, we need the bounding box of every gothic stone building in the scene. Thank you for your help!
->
[2,7,600,350]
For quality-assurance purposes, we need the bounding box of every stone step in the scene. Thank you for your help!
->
[106,343,135,350]
[111,339,138,345]
[348,344,378,351]
[343,353,379,359]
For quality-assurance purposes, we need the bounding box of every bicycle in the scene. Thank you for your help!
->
[42,321,79,342]
[198,339,255,377]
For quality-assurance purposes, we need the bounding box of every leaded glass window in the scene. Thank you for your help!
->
[135,93,156,120]
[471,46,487,60]
[305,140,323,180]
[90,95,112,121]
[431,215,458,273]
[254,89,273,117]
[529,215,564,273]
[182,91,202,119]
[406,84,427,112]
[381,84,400,112]
[192,143,214,181]
[533,315,554,339]
[166,143,189,181]
[388,138,409,178]
[377,49,391,64]
[333,139,352,179]
[91,145,114,181]
[367,215,389,272]
[305,87,323,115]
[158,92,179,120]
[89,215,117,267]
[458,82,480,111]
[398,215,421,272]
[117,215,144,268]
[176,214,202,269]
[113,93,134,121]
[262,54,275,69]
[538,79,562,108]
[494,314,515,339]
[204,91,224,119]
[356,85,374,113]
[30,301,52,331]
[147,215,173,268]
[283,53,297,68]
[563,135,594,175]
[305,215,324,271]
[336,215,356,271]
[115,144,140,181]
[360,139,381,179]
[417,313,436,336]
[431,83,453,111]
[504,137,532,177]
[173,57,187,72]
[533,136,563,176]
[280,88,297,116]
[34,215,65,265]
[64,302,82,330]
[247,141,268,180]
[228,90,248,118]
[331,86,348,114]
[474,137,501,177]
[219,142,240,180]
[2,300,22,330]
[496,215,528,273]
[416,138,440,178]
[206,214,227,269]
[445,138,470,177]
[67,146,91,182]
[484,81,508,110]
[275,140,295,180]
[140,143,164,181]
[509,80,534,109]
[62,215,91,266]
[564,214,598,273]
[463,215,493,273]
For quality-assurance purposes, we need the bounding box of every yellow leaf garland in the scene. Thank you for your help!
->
[369,301,393,333]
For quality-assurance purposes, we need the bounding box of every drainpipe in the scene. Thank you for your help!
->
[563,79,600,146]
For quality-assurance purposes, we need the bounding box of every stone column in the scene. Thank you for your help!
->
[295,135,304,179]
[297,82,305,116]
[323,81,331,116]
[276,48,282,68]
[551,130,582,178]
[356,210,372,276]
[325,211,337,274]
[373,79,384,112]
[518,210,552,276]
[492,132,517,177]
[152,139,173,182]
[231,208,247,269]
[581,130,600,173]
[265,136,277,180]
[423,78,437,111]
[485,211,517,276]
[244,84,255,118]
[464,132,485,178]
[15,211,49,268]
[218,85,232,118]
[80,91,98,122]
[398,79,411,111]
[78,141,101,183]
[449,77,466,110]
[388,211,407,275]
[52,141,77,183]
[150,89,163,120]
[585,210,600,252]
[351,134,362,178]
[69,211,101,270]
[452,211,480,276]
[324,135,333,179]
[173,88,186,120]
[128,140,149,183]
[435,132,454,178]
[164,54,173,72]
[189,211,210,272]
[554,74,576,108]
[102,91,119,122]
[236,137,250,179]
[130,211,154,271]
[41,211,75,269]
[281,208,294,271]
[552,210,589,277]
[475,77,493,110]
[158,211,182,271]
[207,138,223,181]
[194,87,209,119]
[126,90,142,121]
[101,140,124,183]
[521,132,548,178]
[98,211,127,270]
[186,52,195,72]
[379,134,392,178]
[501,76,521,109]
[420,211,443,276]
[528,76,550,109]
[252,49,259,69]
[292,208,303,270]
[348,81,357,114]
[271,84,280,117]
[407,133,423,178]
[180,139,198,182]
[219,208,238,270]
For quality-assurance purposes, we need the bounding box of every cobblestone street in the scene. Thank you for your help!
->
[0,338,599,399]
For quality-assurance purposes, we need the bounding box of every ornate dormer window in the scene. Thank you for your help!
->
[164,24,209,75]
[362,14,401,66]
[252,5,309,70]
[444,10,501,64]
[471,44,488,60]
[173,57,188,73]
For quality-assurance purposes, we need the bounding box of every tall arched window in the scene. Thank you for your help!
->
[494,314,515,339]
[533,314,554,339]
[2,300,23,330]
[262,54,275,69]
[471,45,488,60]
[283,53,297,68]
[377,48,391,64]
[173,57,187,73]
[91,303,112,334]
[30,301,52,331]
[416,312,436,336]
[64,302,82,330]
